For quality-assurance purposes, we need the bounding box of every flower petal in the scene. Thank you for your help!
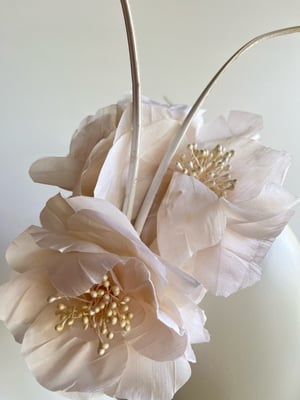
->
[30,227,104,254]
[178,303,209,345]
[187,181,298,296]
[67,196,139,240]
[202,185,298,296]
[69,104,118,160]
[195,111,262,144]
[93,132,129,212]
[79,131,115,196]
[6,230,53,273]
[113,261,156,305]
[163,258,206,304]
[65,203,167,293]
[0,269,53,342]
[218,229,265,294]
[22,305,128,393]
[114,347,191,400]
[66,209,138,255]
[227,110,263,139]
[157,173,226,266]
[196,115,232,142]
[40,193,74,233]
[43,251,128,296]
[29,157,83,190]
[228,182,298,232]
[128,302,187,362]
[229,138,291,202]
[36,195,167,297]
[94,98,200,220]
[183,244,223,295]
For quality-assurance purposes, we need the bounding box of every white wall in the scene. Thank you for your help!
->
[0,1,300,399]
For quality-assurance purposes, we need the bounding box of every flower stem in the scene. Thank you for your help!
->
[134,26,300,234]
[120,0,141,222]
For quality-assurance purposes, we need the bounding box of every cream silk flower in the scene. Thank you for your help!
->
[29,100,297,297]
[157,111,298,296]
[29,97,205,251]
[29,97,203,222]
[0,194,208,400]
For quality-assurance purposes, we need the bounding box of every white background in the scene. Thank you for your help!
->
[1,1,300,399]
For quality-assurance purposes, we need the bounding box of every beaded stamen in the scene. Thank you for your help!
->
[177,143,237,198]
[48,273,133,356]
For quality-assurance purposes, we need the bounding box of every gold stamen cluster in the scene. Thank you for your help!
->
[48,274,133,356]
[176,143,237,197]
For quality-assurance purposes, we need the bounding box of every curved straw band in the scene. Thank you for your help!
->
[134,25,300,234]
[120,0,141,221]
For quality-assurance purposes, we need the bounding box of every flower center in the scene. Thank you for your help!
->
[176,143,237,197]
[47,274,133,356]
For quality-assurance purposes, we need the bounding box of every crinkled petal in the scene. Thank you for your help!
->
[218,229,266,294]
[114,97,192,142]
[195,110,262,144]
[229,138,291,202]
[66,205,167,293]
[93,132,129,212]
[40,193,74,232]
[227,110,263,139]
[204,186,298,296]
[185,230,277,297]
[69,104,118,160]
[0,269,53,342]
[114,347,191,400]
[67,196,139,240]
[22,305,128,392]
[127,303,187,362]
[178,304,209,345]
[187,180,297,296]
[157,260,209,343]
[157,173,226,266]
[113,261,156,305]
[79,131,115,196]
[66,198,166,286]
[66,210,138,256]
[228,183,298,231]
[109,349,191,400]
[196,115,232,142]
[38,194,140,254]
[43,251,128,296]
[30,226,104,254]
[29,157,83,190]
[185,229,269,296]
[184,244,222,295]
[30,104,120,194]
[113,261,178,342]
[163,258,206,304]
[5,229,53,273]
[37,195,167,296]
[157,297,183,334]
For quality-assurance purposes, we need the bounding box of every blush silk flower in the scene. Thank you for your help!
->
[0,194,208,400]
[29,97,204,223]
[30,99,297,296]
[157,112,298,296]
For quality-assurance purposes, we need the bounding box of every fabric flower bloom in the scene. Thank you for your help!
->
[157,111,298,296]
[29,97,203,222]
[29,98,298,298]
[0,194,208,400]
